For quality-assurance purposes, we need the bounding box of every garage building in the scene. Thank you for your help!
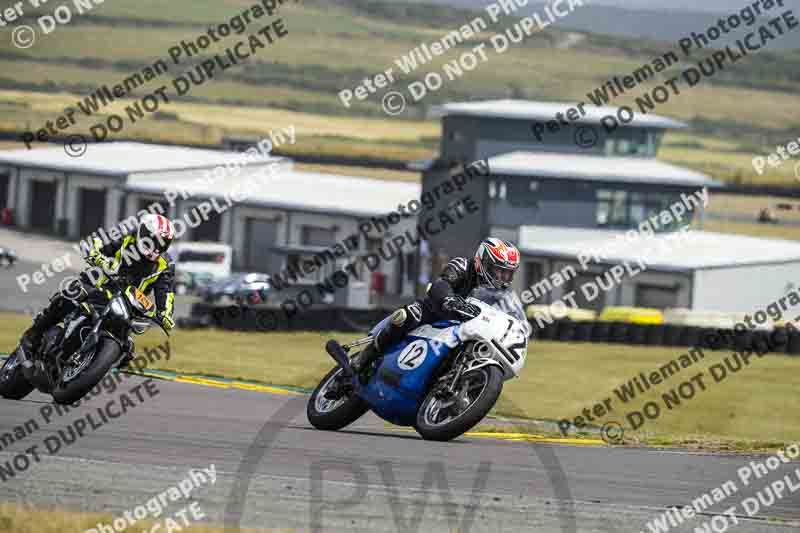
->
[0,142,420,304]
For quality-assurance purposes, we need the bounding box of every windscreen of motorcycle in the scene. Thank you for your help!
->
[467,286,530,336]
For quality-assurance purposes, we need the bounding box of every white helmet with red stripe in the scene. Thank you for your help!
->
[474,237,520,290]
[137,213,175,261]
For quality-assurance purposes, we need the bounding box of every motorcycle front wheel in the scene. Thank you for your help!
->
[415,366,504,442]
[52,338,121,405]
[307,367,369,431]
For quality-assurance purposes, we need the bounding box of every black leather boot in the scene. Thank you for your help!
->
[19,299,66,360]
[19,323,46,361]
[352,341,381,383]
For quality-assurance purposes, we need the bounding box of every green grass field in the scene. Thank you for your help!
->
[2,312,798,449]
[0,502,271,533]
[2,0,800,185]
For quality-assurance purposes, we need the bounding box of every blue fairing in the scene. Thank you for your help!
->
[358,323,459,426]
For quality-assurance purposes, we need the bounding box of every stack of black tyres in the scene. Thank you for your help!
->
[644,324,665,346]
[679,326,701,348]
[626,323,648,345]
[557,320,576,341]
[532,321,558,341]
[591,321,611,343]
[788,328,800,355]
[573,321,594,342]
[663,324,683,346]
[770,328,789,354]
[526,316,800,355]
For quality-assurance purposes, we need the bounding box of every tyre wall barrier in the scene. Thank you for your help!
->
[530,319,800,355]
[189,304,800,356]
[188,303,393,334]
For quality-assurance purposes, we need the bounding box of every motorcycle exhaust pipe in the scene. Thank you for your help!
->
[325,340,354,377]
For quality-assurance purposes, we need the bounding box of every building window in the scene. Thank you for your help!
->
[596,190,687,231]
[629,193,685,232]
[506,178,541,208]
[488,180,507,201]
[596,190,627,227]
[301,225,336,247]
[603,130,656,157]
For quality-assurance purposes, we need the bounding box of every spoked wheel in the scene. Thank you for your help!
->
[416,366,504,442]
[0,349,35,400]
[307,367,369,431]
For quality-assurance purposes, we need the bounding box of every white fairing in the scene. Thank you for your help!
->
[458,298,528,379]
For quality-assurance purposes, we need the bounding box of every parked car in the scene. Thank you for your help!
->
[174,271,215,295]
[172,242,232,293]
[199,273,271,305]
[0,246,17,267]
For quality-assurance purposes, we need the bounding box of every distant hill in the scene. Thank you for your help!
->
[544,0,749,14]
[393,0,800,50]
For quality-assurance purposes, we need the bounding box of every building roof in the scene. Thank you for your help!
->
[127,164,421,219]
[488,151,720,188]
[0,142,275,177]
[517,225,800,271]
[430,99,687,130]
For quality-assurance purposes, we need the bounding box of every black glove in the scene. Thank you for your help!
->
[441,296,481,321]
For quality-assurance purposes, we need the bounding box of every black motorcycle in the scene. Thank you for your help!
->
[0,275,169,405]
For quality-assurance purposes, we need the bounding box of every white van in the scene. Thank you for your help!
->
[171,242,233,294]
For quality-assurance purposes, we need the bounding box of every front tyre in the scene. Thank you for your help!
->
[307,367,369,431]
[52,338,121,405]
[0,350,35,400]
[416,366,504,442]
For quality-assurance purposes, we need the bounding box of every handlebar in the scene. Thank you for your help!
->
[442,296,482,321]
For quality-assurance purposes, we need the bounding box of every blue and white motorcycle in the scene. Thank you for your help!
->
[307,287,530,441]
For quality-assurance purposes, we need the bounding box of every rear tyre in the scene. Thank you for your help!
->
[0,350,35,400]
[307,367,369,431]
[416,366,504,442]
[52,338,121,405]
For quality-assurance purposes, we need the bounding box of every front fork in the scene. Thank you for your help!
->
[325,340,357,377]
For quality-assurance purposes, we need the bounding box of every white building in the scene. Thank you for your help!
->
[516,225,800,313]
[422,99,800,313]
[0,142,420,304]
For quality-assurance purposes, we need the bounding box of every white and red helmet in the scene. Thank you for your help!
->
[136,213,175,261]
[474,238,520,290]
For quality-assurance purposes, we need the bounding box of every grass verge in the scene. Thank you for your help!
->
[0,502,273,533]
[1,312,797,451]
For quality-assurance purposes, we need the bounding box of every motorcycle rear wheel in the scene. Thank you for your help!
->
[415,366,504,442]
[307,367,369,431]
[52,338,121,405]
[0,350,35,400]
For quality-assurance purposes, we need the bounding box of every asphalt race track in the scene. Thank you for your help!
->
[0,376,798,533]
